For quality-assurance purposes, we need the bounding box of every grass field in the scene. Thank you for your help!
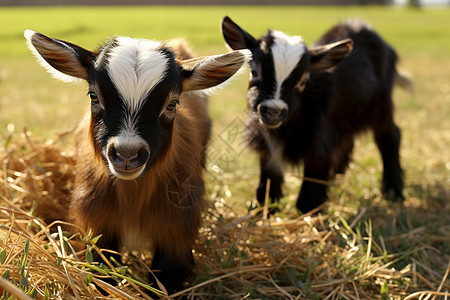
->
[0,5,449,299]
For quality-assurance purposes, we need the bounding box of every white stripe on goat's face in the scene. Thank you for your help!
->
[271,31,306,102]
[106,37,168,114]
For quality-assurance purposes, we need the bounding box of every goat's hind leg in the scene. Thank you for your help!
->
[374,121,404,202]
[332,137,354,175]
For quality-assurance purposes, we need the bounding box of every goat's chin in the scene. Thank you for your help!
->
[109,165,145,181]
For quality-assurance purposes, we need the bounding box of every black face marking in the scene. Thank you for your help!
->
[247,43,276,111]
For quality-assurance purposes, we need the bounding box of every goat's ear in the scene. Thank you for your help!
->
[24,30,95,82]
[309,38,353,71]
[180,50,252,93]
[221,16,257,50]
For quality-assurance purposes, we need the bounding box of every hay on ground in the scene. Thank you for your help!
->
[0,131,448,299]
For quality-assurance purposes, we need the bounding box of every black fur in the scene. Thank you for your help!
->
[222,17,404,213]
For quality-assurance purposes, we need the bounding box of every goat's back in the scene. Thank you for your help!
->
[311,19,399,134]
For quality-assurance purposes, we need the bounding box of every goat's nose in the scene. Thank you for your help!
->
[116,152,139,164]
[107,145,150,172]
[259,106,286,120]
[269,108,282,117]
[259,105,284,118]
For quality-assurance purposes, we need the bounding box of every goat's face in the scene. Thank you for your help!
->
[222,17,353,129]
[89,37,182,180]
[26,31,251,180]
[246,30,311,129]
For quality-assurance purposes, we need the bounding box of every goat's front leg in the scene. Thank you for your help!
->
[90,234,123,293]
[256,153,284,213]
[296,155,332,213]
[149,246,195,297]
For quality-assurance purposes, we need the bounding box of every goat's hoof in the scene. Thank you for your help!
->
[296,200,324,214]
[383,188,405,203]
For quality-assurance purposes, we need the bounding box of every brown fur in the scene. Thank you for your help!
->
[166,38,194,61]
[69,44,210,275]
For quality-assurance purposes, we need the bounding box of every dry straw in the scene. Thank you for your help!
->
[0,130,448,299]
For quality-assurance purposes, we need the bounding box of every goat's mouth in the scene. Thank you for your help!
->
[110,164,146,180]
[257,110,286,129]
[259,118,283,129]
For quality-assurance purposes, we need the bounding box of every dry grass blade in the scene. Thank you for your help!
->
[404,291,449,300]
[431,260,450,300]
[0,277,34,300]
[57,225,80,299]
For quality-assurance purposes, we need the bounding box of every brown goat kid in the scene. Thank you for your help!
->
[25,30,250,294]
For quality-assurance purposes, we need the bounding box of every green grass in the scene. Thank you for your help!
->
[1,6,450,57]
[0,5,449,298]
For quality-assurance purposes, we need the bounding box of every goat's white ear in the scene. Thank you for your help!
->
[309,38,353,71]
[24,30,95,82]
[180,50,252,93]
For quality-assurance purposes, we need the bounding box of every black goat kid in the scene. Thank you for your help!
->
[222,17,407,213]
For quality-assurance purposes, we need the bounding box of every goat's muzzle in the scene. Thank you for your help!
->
[106,142,150,180]
[257,103,287,129]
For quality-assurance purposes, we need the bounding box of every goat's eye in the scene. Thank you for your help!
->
[250,74,260,87]
[249,61,261,84]
[89,91,99,103]
[297,73,310,91]
[166,99,179,112]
